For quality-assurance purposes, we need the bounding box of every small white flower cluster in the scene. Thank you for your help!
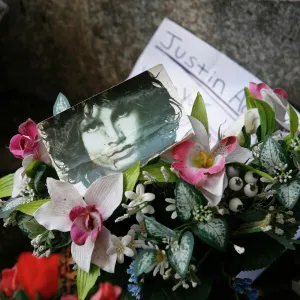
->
[107,229,146,264]
[142,171,157,185]
[265,210,296,236]
[193,205,213,222]
[19,185,35,203]
[163,264,198,291]
[31,234,51,257]
[273,163,293,183]
[116,184,156,223]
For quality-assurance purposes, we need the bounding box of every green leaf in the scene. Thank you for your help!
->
[23,221,46,236]
[265,231,295,250]
[244,89,275,140]
[144,216,176,238]
[191,92,209,133]
[133,249,158,276]
[77,264,100,300]
[274,179,300,209]
[175,180,205,222]
[259,136,288,175]
[16,199,50,216]
[124,161,140,198]
[288,104,299,138]
[139,161,177,183]
[34,164,47,192]
[0,173,14,198]
[192,218,228,251]
[0,197,25,218]
[53,92,71,116]
[167,231,194,277]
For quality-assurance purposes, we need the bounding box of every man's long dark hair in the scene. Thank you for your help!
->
[39,70,182,183]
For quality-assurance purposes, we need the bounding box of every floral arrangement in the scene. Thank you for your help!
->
[1,82,300,300]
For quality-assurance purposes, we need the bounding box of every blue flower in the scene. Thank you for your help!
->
[128,284,142,300]
[233,278,259,300]
[127,262,143,299]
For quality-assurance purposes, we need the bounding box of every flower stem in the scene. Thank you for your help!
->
[174,221,198,231]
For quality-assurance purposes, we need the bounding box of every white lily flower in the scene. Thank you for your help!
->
[130,212,147,237]
[244,108,260,134]
[145,244,169,277]
[106,235,134,264]
[165,198,177,219]
[34,173,123,273]
[127,229,147,253]
[12,167,29,198]
[125,184,155,214]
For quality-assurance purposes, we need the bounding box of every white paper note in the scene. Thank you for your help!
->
[129,18,261,142]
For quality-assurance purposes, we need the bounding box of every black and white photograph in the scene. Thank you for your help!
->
[38,65,192,188]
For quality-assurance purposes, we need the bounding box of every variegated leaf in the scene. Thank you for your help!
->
[133,249,157,276]
[167,231,194,277]
[0,197,25,219]
[192,218,228,251]
[275,179,300,209]
[259,136,287,175]
[175,180,205,222]
[144,216,176,238]
[53,92,71,116]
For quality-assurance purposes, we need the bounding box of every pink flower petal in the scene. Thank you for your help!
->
[172,140,195,162]
[69,207,86,222]
[249,82,270,99]
[91,226,117,273]
[211,136,237,157]
[9,134,25,159]
[204,155,225,175]
[18,119,38,139]
[273,88,288,100]
[71,236,95,272]
[85,173,123,221]
[71,215,91,246]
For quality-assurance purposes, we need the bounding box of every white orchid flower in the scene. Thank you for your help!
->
[34,173,123,273]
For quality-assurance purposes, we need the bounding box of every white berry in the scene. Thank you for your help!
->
[244,183,258,197]
[229,177,244,191]
[229,198,243,212]
[226,165,240,178]
[244,171,258,183]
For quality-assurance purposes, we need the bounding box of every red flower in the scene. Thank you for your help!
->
[61,295,79,300]
[16,252,60,300]
[90,282,122,300]
[0,267,19,297]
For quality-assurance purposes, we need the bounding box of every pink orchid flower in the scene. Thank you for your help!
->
[172,117,238,206]
[34,173,123,273]
[249,82,290,130]
[9,119,51,164]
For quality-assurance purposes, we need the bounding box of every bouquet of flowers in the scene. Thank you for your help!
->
[1,81,300,300]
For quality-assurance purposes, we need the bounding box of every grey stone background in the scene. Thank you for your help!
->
[0,0,300,172]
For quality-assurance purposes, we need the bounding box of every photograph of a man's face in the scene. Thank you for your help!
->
[38,65,192,187]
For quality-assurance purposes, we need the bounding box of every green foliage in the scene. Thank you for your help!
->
[265,231,295,250]
[288,104,299,138]
[133,249,158,276]
[167,231,194,277]
[259,136,288,175]
[0,173,14,198]
[77,264,100,300]
[244,88,275,140]
[144,216,176,238]
[139,161,177,183]
[175,180,205,222]
[192,218,228,252]
[16,199,50,216]
[191,92,209,134]
[53,92,71,116]
[274,178,300,209]
[123,161,140,200]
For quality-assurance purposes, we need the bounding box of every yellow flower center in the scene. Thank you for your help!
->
[192,151,214,168]
[156,252,165,263]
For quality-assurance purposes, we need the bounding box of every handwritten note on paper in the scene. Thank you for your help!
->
[129,18,261,142]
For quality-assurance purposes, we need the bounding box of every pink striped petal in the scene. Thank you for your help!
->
[69,207,86,222]
[249,82,270,99]
[9,134,25,159]
[211,136,237,157]
[18,119,38,139]
[85,173,123,221]
[172,140,195,162]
